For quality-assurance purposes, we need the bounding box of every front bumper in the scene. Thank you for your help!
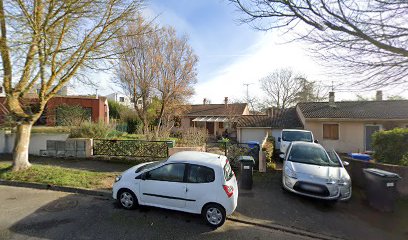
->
[283,176,351,201]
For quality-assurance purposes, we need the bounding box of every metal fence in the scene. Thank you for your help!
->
[93,139,169,158]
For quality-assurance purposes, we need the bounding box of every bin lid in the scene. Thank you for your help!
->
[363,168,401,178]
[238,155,255,164]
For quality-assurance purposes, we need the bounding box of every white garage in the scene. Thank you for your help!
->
[236,108,304,149]
[238,127,270,145]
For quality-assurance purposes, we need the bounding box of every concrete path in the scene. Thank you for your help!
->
[0,186,315,240]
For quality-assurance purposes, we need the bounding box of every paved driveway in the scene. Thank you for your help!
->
[0,186,316,240]
[233,171,407,240]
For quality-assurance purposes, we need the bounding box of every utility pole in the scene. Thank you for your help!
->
[243,83,253,103]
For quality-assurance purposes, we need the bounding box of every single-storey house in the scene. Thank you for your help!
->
[236,91,408,153]
[236,107,303,148]
[296,92,408,153]
[180,98,249,139]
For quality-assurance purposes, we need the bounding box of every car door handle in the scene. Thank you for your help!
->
[184,187,188,192]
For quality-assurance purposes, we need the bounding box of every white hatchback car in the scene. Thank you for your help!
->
[112,151,238,228]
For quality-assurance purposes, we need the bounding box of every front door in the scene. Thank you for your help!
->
[206,122,214,135]
[139,163,187,209]
[365,125,381,151]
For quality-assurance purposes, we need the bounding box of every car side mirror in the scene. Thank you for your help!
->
[278,137,281,142]
[342,161,349,167]
[279,153,285,160]
[314,139,319,143]
[141,172,147,180]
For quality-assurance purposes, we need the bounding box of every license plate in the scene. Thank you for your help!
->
[301,184,322,192]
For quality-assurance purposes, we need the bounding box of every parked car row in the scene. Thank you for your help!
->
[112,129,352,228]
[279,129,352,201]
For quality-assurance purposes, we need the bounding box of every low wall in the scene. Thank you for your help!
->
[168,146,205,156]
[0,131,69,155]
[345,157,408,197]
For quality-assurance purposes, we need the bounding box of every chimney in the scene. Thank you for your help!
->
[224,97,228,106]
[376,90,383,101]
[329,92,336,107]
[203,98,207,105]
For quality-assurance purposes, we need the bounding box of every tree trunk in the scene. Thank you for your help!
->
[12,123,33,171]
[155,104,165,138]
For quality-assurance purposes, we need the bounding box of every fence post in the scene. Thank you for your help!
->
[166,146,169,157]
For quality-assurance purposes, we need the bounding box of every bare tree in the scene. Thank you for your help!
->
[260,69,303,109]
[115,16,157,134]
[155,27,198,137]
[295,78,327,103]
[0,0,141,171]
[231,0,408,88]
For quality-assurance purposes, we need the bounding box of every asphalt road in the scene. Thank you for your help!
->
[0,186,315,240]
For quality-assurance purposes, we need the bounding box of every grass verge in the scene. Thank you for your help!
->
[0,163,117,190]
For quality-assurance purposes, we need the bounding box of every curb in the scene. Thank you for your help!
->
[227,216,343,240]
[0,179,111,198]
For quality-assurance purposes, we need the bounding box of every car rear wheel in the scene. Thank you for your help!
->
[118,189,138,210]
[202,203,226,228]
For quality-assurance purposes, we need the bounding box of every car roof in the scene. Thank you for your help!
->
[167,151,225,168]
[282,129,312,133]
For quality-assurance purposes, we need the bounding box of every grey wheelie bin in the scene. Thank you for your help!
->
[238,156,256,190]
[363,168,401,212]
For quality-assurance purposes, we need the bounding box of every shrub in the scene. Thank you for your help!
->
[55,104,90,126]
[177,128,208,147]
[126,117,140,134]
[70,121,113,139]
[217,137,230,151]
[372,128,408,166]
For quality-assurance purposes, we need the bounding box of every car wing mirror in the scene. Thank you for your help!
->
[279,153,285,160]
[314,139,319,143]
[342,161,349,167]
[140,172,147,180]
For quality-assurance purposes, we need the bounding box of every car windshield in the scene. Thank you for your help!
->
[288,144,340,167]
[282,131,312,142]
[326,150,342,167]
[135,161,165,173]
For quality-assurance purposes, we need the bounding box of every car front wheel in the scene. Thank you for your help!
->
[118,189,138,210]
[202,203,226,228]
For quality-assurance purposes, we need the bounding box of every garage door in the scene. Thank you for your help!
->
[240,128,268,144]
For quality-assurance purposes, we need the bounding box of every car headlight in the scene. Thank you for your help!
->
[115,175,122,183]
[284,164,297,179]
[338,177,350,186]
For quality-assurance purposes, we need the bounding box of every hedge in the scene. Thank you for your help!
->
[372,128,408,166]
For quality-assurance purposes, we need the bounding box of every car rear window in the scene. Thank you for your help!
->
[187,165,215,183]
[223,160,234,181]
[282,131,312,142]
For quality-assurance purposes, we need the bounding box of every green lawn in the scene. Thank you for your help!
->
[0,163,117,190]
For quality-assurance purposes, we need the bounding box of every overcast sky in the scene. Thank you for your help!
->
[76,0,407,103]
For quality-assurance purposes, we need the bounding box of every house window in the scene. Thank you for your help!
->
[219,122,224,128]
[0,86,3,93]
[119,97,125,102]
[323,124,339,140]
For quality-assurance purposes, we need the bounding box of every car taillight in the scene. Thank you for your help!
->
[223,185,234,198]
